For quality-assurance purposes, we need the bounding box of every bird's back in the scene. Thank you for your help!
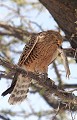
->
[2,30,63,104]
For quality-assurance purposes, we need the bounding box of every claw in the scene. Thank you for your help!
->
[39,73,48,80]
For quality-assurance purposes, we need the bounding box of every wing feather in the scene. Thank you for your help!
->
[18,35,38,66]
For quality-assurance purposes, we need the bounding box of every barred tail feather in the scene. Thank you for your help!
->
[8,74,31,105]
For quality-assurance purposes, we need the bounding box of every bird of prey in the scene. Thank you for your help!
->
[2,30,70,104]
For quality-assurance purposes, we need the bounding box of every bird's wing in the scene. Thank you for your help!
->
[18,35,39,66]
[2,35,38,96]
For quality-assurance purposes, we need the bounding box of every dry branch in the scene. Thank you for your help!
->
[0,22,34,40]
[0,115,10,120]
[31,83,77,111]
[39,0,77,62]
[0,23,77,59]
[39,0,77,37]
[0,57,77,110]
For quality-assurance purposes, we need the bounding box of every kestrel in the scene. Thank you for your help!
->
[2,30,70,104]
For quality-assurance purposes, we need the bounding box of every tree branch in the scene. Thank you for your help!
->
[0,23,77,59]
[39,0,76,37]
[63,84,77,89]
[39,0,77,62]
[0,22,34,40]
[0,57,77,109]
[53,61,62,85]
[0,115,10,120]
[31,83,77,111]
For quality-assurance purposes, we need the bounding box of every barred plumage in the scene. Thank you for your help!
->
[2,30,70,104]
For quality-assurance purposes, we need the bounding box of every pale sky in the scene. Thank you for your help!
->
[0,0,77,120]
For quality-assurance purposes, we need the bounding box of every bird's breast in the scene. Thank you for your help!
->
[24,42,58,73]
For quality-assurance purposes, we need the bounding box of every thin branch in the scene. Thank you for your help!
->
[0,23,77,59]
[0,115,10,120]
[0,73,13,79]
[0,22,34,40]
[0,57,77,108]
[0,109,54,118]
[63,84,77,89]
[31,83,77,111]
[64,48,76,58]
[29,20,44,31]
[53,61,62,85]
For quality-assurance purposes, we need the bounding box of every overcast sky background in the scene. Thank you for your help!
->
[0,0,77,120]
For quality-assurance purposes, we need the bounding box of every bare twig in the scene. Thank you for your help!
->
[31,83,77,111]
[63,84,77,89]
[0,23,77,59]
[0,22,34,40]
[53,61,62,85]
[0,115,10,120]
[0,57,77,107]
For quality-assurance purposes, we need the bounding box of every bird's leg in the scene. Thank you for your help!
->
[42,72,48,80]
[57,47,70,78]
[39,72,48,80]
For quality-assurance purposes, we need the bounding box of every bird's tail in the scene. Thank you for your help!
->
[8,74,31,105]
[2,68,31,105]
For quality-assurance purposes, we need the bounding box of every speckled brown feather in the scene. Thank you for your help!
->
[2,30,63,104]
[8,35,39,104]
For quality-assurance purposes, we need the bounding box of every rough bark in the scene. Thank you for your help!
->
[0,1,77,111]
[39,0,77,50]
[0,57,77,111]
